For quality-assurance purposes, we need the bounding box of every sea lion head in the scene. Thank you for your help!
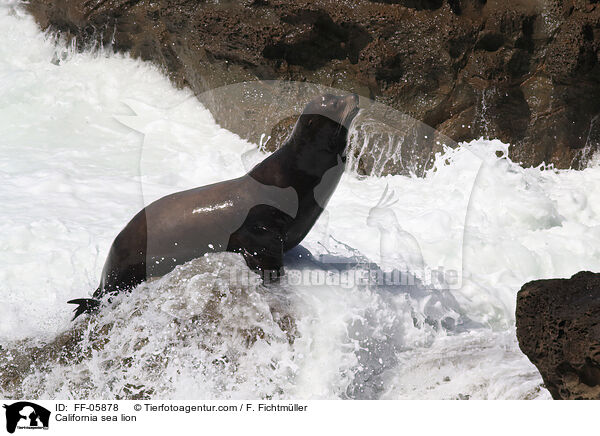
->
[288,93,359,172]
[302,93,360,127]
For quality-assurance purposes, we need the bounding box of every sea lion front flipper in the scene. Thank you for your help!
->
[228,205,289,282]
[235,226,285,282]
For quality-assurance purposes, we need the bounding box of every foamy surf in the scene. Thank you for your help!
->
[2,4,600,400]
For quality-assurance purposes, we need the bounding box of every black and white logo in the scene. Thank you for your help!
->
[3,402,50,434]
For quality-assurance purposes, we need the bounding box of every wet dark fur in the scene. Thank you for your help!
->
[69,93,359,319]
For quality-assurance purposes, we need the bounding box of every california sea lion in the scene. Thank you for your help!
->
[68,93,359,318]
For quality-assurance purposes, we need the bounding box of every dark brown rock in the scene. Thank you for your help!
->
[263,115,297,153]
[24,0,600,175]
[516,271,600,400]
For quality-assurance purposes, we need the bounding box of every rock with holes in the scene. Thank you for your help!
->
[24,0,600,175]
[516,271,600,400]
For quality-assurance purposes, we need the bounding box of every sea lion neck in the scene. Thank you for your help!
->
[248,138,341,192]
[247,143,299,189]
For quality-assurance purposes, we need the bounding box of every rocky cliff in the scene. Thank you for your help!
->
[516,271,600,400]
[26,0,600,174]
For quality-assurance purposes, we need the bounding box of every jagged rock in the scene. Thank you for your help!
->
[516,271,600,400]
[25,0,600,175]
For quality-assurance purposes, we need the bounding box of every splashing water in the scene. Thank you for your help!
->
[2,5,600,400]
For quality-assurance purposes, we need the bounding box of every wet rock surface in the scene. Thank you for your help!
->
[0,254,298,399]
[516,271,600,400]
[26,0,600,174]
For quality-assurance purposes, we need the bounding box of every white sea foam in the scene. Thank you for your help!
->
[2,5,600,399]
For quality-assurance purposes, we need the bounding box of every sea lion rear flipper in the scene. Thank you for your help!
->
[67,298,101,320]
